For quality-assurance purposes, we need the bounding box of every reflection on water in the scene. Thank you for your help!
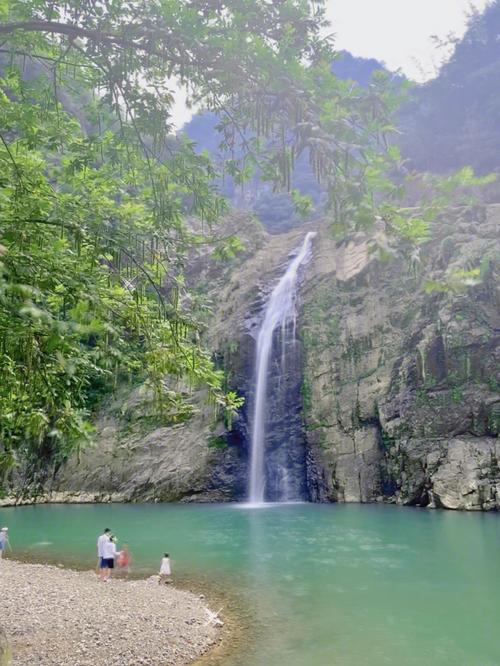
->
[2,503,500,666]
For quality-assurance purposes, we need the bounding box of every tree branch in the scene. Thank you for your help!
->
[0,21,148,52]
[0,20,197,68]
[0,48,94,68]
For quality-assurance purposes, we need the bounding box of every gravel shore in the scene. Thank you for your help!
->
[0,559,222,666]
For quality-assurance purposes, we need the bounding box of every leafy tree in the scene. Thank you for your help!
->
[182,51,394,232]
[0,64,244,487]
[0,0,336,488]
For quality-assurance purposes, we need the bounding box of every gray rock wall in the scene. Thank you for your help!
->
[301,205,499,510]
[42,386,244,503]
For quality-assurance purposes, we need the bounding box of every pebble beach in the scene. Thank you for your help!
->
[0,559,222,666]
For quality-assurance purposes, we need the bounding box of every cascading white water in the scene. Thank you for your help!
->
[248,231,316,504]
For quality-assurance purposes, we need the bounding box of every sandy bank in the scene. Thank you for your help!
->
[0,559,222,666]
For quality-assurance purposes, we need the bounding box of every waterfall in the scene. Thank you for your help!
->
[248,231,316,504]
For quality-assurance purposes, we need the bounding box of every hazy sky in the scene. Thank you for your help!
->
[326,0,490,81]
[172,0,490,128]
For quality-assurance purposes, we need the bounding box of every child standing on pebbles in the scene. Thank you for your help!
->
[159,553,172,584]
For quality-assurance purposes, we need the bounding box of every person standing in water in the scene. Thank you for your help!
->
[159,553,172,585]
[117,543,132,576]
[0,528,9,559]
[97,528,111,581]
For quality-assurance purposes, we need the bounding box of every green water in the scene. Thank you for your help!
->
[1,502,500,665]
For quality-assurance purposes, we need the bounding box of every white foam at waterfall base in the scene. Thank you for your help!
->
[247,231,316,504]
[234,501,307,510]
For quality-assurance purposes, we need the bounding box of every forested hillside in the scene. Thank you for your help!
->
[400,0,500,176]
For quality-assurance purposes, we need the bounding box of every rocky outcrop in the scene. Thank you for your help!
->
[302,204,499,509]
[384,436,500,510]
[49,385,246,503]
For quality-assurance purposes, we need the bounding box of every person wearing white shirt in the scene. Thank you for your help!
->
[101,536,118,582]
[97,528,111,581]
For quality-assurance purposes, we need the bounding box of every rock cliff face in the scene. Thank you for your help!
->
[21,206,498,511]
[41,217,312,504]
[302,205,499,510]
[50,386,241,503]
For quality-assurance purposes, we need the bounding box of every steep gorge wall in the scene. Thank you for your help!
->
[302,205,499,510]
[6,207,498,510]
